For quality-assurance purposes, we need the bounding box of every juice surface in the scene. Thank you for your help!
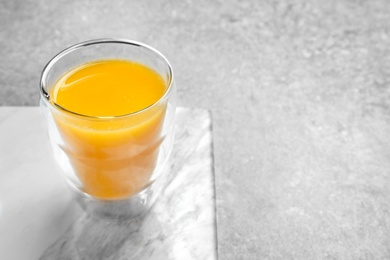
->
[51,59,167,199]
[53,59,166,117]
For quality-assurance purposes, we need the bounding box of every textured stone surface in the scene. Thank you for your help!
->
[2,0,390,259]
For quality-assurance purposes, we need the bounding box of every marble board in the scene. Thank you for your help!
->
[0,107,216,260]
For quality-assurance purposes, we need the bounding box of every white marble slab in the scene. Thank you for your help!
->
[0,107,216,260]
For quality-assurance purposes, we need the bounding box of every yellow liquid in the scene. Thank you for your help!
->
[51,59,167,199]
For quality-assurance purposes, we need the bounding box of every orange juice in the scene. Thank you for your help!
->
[50,59,167,199]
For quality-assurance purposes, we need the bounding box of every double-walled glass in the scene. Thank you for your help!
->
[40,39,176,213]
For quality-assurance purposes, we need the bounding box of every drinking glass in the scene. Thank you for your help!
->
[39,39,176,216]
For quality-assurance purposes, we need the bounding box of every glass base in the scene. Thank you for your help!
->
[68,177,164,219]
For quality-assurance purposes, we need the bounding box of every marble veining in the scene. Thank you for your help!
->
[0,107,216,260]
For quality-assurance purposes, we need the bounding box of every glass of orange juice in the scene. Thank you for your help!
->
[39,39,176,216]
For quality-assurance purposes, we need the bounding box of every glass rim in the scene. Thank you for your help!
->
[40,38,174,120]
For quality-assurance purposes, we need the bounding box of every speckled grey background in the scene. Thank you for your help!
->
[2,0,390,259]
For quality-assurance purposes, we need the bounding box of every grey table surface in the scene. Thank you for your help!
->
[2,1,390,259]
